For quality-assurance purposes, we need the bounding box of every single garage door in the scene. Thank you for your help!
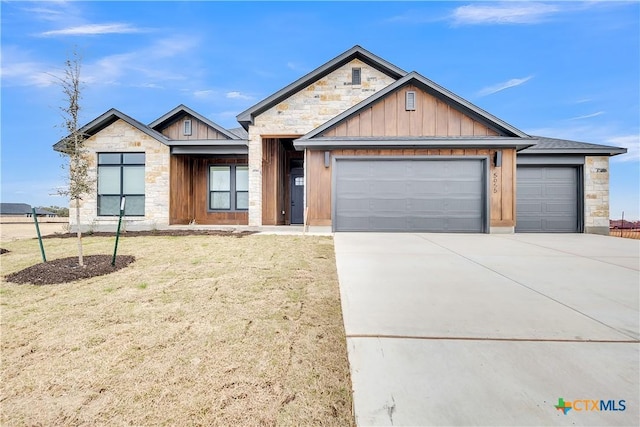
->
[334,159,485,232]
[516,166,580,232]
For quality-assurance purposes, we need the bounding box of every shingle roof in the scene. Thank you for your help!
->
[228,127,249,139]
[521,136,627,155]
[0,203,33,215]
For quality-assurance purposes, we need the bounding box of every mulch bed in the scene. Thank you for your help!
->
[43,230,256,239]
[5,255,135,285]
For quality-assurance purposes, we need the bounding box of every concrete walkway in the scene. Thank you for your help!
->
[334,233,639,426]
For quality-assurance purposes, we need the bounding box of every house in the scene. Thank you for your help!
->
[0,203,57,217]
[53,45,626,234]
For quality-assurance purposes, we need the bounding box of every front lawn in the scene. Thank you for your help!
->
[0,234,353,426]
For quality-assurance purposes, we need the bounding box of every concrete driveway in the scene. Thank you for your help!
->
[334,233,639,426]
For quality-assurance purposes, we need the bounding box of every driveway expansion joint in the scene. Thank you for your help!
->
[347,334,640,344]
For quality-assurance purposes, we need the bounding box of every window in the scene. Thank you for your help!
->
[209,165,248,211]
[405,91,416,111]
[183,120,192,136]
[97,153,145,216]
[352,68,361,85]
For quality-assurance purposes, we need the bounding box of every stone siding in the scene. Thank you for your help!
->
[584,156,610,235]
[247,59,397,225]
[68,119,170,232]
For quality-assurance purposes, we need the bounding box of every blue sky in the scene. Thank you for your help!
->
[1,1,639,219]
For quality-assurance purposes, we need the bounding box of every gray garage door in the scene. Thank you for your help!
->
[334,159,485,232]
[516,166,579,232]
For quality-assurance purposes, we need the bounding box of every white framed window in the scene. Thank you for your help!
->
[183,119,192,136]
[97,153,145,216]
[209,165,248,211]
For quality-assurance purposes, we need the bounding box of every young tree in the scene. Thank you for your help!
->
[57,50,93,266]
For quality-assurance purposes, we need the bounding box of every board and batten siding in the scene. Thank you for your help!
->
[321,85,501,138]
[305,148,516,230]
[170,155,248,225]
[161,114,230,141]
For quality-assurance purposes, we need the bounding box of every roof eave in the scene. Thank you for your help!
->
[293,137,536,151]
[166,139,248,147]
[520,148,628,156]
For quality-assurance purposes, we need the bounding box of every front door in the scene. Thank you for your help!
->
[290,168,304,224]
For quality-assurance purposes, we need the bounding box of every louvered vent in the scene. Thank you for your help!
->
[406,91,416,111]
[352,68,361,85]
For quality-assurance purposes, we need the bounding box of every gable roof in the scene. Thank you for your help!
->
[296,71,531,145]
[53,108,169,152]
[521,136,627,156]
[236,45,407,129]
[0,203,33,215]
[149,104,243,140]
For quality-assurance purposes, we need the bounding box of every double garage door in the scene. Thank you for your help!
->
[334,159,485,232]
[516,166,580,232]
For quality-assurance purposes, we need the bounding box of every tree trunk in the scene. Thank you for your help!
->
[75,197,84,266]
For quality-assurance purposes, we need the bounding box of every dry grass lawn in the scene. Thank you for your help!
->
[0,233,354,426]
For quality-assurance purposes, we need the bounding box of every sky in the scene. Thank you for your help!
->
[1,0,639,219]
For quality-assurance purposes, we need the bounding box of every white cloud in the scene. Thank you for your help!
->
[477,76,533,97]
[385,9,446,24]
[0,60,62,87]
[38,23,146,37]
[193,90,216,99]
[568,111,605,120]
[606,135,639,162]
[286,62,309,73]
[82,36,199,86]
[452,3,559,25]
[226,91,253,100]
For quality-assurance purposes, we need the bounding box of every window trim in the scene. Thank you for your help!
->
[208,164,249,212]
[97,152,145,217]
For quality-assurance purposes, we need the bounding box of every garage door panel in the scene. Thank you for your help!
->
[546,184,575,197]
[545,168,576,179]
[516,166,579,233]
[335,159,485,232]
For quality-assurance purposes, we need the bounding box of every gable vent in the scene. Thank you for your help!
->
[405,91,416,111]
[352,68,361,85]
[183,119,192,136]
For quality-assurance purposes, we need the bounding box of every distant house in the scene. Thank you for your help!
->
[53,45,626,234]
[0,203,57,217]
[610,219,640,230]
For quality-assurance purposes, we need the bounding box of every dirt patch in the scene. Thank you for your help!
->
[1,248,8,254]
[44,229,256,239]
[5,255,135,285]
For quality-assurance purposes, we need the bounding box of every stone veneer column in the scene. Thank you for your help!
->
[247,125,262,226]
[584,156,610,235]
